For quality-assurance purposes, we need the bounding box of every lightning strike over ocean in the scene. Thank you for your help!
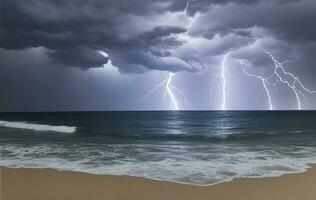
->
[241,66,276,110]
[166,73,179,110]
[3,0,316,196]
[265,51,316,110]
[141,73,187,110]
[220,52,230,110]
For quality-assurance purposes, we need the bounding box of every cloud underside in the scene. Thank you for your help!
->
[1,0,316,72]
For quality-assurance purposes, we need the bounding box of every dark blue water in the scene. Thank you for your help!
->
[1,111,316,185]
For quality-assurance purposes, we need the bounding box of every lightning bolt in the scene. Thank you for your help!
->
[166,73,179,110]
[141,73,188,110]
[140,79,168,101]
[183,0,197,31]
[240,66,277,110]
[265,51,316,110]
[184,0,191,15]
[220,52,230,110]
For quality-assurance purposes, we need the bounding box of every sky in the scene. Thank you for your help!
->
[1,0,316,111]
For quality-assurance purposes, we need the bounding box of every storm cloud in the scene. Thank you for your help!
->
[2,0,316,71]
[1,0,190,70]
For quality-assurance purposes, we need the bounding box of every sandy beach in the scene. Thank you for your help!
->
[1,165,316,200]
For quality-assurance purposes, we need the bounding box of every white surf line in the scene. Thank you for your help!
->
[0,120,76,133]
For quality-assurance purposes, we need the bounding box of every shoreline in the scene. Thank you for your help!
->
[0,163,315,187]
[1,165,316,200]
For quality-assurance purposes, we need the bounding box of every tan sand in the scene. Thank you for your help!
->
[1,165,316,200]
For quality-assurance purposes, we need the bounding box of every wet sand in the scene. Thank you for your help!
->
[1,165,316,200]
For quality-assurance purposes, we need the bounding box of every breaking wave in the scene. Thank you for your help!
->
[0,120,76,133]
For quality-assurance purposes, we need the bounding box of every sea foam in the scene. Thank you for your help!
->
[0,120,76,133]
[1,143,315,186]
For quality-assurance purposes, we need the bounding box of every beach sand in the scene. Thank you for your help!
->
[1,165,316,200]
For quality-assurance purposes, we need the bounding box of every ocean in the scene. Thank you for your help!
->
[0,111,316,186]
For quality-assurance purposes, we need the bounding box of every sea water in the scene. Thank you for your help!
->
[0,111,316,185]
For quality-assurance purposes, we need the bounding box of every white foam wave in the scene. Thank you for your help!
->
[0,120,76,133]
[1,143,316,186]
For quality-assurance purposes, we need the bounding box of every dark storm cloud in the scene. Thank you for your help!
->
[183,0,316,71]
[138,26,186,45]
[168,0,298,16]
[190,0,316,44]
[47,46,109,69]
[1,0,187,70]
[1,0,316,72]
